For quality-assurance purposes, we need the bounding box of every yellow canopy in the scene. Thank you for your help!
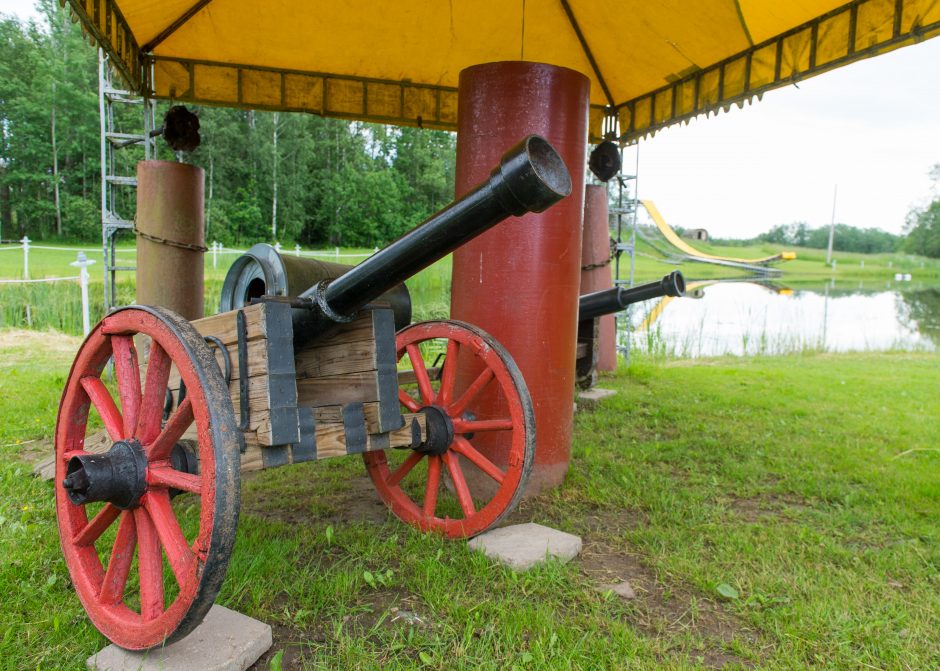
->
[67,0,940,142]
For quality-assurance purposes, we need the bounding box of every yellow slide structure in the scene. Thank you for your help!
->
[640,201,796,266]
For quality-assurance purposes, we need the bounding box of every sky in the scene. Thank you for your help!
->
[633,37,940,239]
[2,0,939,239]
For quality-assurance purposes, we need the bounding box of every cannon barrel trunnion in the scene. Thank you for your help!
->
[54,136,572,651]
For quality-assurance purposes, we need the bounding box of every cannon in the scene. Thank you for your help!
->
[576,271,685,387]
[54,136,571,650]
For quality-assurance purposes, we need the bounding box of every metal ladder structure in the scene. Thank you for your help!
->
[99,49,157,312]
[610,143,640,364]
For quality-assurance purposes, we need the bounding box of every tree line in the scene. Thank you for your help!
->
[0,3,456,247]
[710,167,940,258]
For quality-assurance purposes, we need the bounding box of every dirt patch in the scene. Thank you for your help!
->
[241,471,392,527]
[580,540,763,669]
[248,590,432,671]
[725,493,811,523]
[500,493,650,539]
[0,328,80,357]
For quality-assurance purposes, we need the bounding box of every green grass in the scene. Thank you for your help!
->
[2,331,938,669]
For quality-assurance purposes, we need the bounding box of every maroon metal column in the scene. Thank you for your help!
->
[582,185,617,372]
[135,161,205,321]
[450,62,589,495]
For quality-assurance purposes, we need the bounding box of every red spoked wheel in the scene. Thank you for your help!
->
[363,320,534,538]
[55,306,240,650]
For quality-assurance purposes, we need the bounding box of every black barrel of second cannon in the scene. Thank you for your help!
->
[579,271,685,322]
[308,135,572,322]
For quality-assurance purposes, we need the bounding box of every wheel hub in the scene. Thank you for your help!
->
[415,405,454,456]
[62,439,148,509]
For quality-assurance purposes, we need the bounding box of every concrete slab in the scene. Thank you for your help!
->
[87,605,272,671]
[468,523,582,571]
[577,387,617,402]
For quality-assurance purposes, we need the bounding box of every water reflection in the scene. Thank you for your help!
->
[625,276,940,357]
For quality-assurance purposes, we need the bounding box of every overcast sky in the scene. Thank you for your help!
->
[633,37,940,238]
[3,1,939,238]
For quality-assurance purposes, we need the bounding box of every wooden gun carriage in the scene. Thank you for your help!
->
[53,136,571,650]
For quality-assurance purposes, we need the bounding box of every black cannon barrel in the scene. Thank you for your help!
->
[219,243,413,331]
[579,271,685,322]
[303,135,572,325]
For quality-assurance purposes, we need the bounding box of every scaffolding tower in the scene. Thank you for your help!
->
[99,50,157,312]
[610,143,640,364]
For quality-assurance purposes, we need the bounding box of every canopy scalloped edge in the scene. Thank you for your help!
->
[615,0,940,144]
[66,0,940,145]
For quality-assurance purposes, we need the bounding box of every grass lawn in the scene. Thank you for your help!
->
[1,329,938,669]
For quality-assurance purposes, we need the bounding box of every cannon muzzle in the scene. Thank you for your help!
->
[293,135,571,341]
[579,271,685,322]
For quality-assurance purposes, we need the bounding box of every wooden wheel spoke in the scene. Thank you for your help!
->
[398,388,421,413]
[448,368,494,417]
[144,492,196,587]
[111,335,142,438]
[98,512,136,605]
[73,503,121,547]
[423,456,441,517]
[406,344,435,405]
[442,452,475,517]
[147,398,193,460]
[134,506,164,620]
[57,307,243,649]
[387,451,424,487]
[452,418,514,433]
[80,376,124,442]
[452,437,506,484]
[148,464,202,494]
[435,339,460,407]
[137,343,172,445]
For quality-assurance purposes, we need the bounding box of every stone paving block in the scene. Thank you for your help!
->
[87,605,272,671]
[468,522,582,571]
[598,580,637,599]
[577,387,617,402]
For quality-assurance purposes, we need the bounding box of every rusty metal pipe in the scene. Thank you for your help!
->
[135,161,205,321]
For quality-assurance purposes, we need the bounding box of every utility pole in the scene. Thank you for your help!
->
[825,184,837,266]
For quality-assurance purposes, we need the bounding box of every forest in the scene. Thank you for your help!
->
[0,2,457,248]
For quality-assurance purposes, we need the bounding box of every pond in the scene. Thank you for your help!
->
[623,277,940,358]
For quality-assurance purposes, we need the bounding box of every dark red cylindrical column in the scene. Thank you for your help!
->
[136,161,205,321]
[582,185,617,372]
[450,62,589,495]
